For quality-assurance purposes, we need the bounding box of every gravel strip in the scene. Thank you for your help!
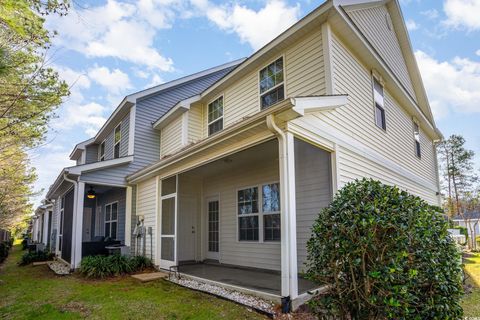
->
[47,261,70,275]
[169,276,276,315]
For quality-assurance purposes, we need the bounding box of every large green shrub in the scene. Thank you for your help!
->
[306,178,463,320]
[79,255,153,278]
[19,250,54,265]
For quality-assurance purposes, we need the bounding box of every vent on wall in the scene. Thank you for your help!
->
[385,13,393,31]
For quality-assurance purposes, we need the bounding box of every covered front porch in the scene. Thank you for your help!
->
[151,131,333,304]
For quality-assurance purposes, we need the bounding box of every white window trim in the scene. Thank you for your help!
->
[258,55,286,110]
[114,123,122,159]
[413,120,421,159]
[236,181,281,243]
[104,201,119,239]
[98,140,106,161]
[372,74,386,131]
[207,95,224,136]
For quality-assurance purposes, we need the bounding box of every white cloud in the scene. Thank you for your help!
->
[88,66,132,94]
[47,0,174,71]
[192,0,300,50]
[476,49,480,56]
[443,0,480,30]
[62,102,107,137]
[421,9,439,20]
[406,19,419,31]
[146,73,165,88]
[415,50,480,119]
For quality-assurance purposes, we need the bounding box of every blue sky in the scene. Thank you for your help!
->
[31,0,480,206]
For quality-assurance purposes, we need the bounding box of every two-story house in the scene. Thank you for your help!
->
[124,0,442,309]
[44,60,244,269]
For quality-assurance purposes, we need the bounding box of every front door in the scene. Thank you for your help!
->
[206,198,219,260]
[83,208,92,241]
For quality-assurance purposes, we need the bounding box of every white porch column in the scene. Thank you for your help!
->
[43,212,49,245]
[278,133,290,297]
[73,182,85,268]
[125,186,133,248]
[285,132,298,299]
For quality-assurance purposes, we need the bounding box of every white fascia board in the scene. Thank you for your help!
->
[69,138,95,160]
[290,95,348,116]
[152,95,201,130]
[67,156,133,175]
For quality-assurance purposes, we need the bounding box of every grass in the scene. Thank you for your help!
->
[0,245,267,320]
[462,251,480,317]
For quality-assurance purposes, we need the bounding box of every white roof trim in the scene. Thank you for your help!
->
[290,95,348,116]
[93,58,245,143]
[67,156,133,175]
[69,138,95,160]
[152,95,201,130]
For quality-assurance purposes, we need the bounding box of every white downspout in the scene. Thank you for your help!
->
[266,114,291,300]
[64,173,78,269]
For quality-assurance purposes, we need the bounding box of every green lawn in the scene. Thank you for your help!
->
[462,252,480,317]
[0,245,267,320]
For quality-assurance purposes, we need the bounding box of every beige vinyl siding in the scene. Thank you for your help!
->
[346,4,416,100]
[188,103,203,143]
[310,32,437,187]
[160,115,183,158]
[337,145,438,204]
[202,29,325,138]
[136,177,157,263]
[203,156,280,271]
[285,28,325,97]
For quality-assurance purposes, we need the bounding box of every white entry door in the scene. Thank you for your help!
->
[206,198,219,260]
[160,176,178,269]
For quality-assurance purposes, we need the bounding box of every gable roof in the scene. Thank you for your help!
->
[197,0,439,139]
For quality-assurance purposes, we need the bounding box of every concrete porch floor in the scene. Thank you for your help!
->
[177,263,317,296]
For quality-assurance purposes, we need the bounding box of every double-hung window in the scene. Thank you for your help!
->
[259,57,284,109]
[105,202,118,239]
[99,141,105,161]
[262,183,281,241]
[413,121,421,158]
[238,187,259,241]
[373,78,386,130]
[114,124,121,159]
[208,96,223,136]
[237,182,281,242]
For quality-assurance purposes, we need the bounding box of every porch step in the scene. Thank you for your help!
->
[131,272,168,282]
[32,261,48,266]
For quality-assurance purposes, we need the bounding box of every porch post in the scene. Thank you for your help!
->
[73,182,85,268]
[278,134,290,297]
[285,132,298,299]
[125,186,133,249]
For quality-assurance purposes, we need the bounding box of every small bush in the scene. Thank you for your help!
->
[19,250,54,266]
[306,178,463,320]
[79,255,153,278]
[21,238,28,250]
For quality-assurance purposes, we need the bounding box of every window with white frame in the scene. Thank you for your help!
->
[208,96,223,135]
[259,57,284,109]
[238,187,259,241]
[114,124,121,159]
[237,182,281,242]
[99,141,105,161]
[105,202,118,239]
[262,183,281,241]
[373,77,386,130]
[413,121,421,158]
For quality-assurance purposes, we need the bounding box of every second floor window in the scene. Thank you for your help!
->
[114,124,121,159]
[413,122,421,158]
[208,96,223,136]
[99,141,105,161]
[260,57,284,109]
[373,77,386,130]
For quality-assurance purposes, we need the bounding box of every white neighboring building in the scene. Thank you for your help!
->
[452,212,480,243]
